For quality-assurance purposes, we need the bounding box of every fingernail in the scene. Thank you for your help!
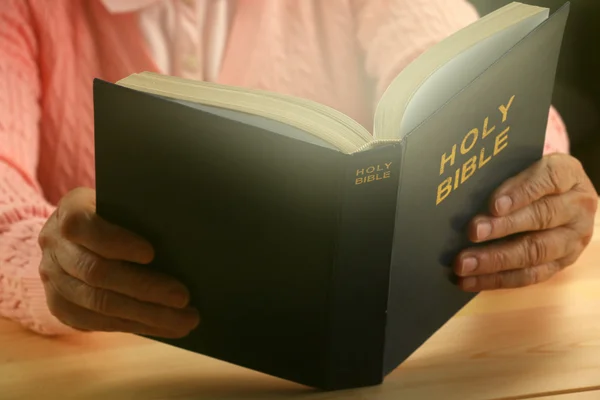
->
[183,307,201,329]
[168,287,190,308]
[476,220,492,241]
[462,277,477,290]
[495,196,513,215]
[461,257,478,275]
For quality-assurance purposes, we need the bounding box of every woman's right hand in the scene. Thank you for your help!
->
[38,187,200,338]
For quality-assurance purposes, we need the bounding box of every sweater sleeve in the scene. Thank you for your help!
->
[0,1,76,335]
[353,0,570,154]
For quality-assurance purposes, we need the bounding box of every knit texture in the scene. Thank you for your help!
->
[0,0,569,335]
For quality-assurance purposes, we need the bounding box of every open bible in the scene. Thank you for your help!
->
[93,2,570,390]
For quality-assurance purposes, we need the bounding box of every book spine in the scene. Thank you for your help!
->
[324,143,404,390]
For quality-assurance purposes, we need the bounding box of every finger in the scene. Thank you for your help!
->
[43,253,200,334]
[457,250,583,291]
[458,261,563,292]
[44,283,191,338]
[455,227,580,277]
[56,187,154,264]
[54,239,190,308]
[489,154,584,217]
[468,191,579,243]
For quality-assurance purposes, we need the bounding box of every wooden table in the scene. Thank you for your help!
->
[3,216,600,400]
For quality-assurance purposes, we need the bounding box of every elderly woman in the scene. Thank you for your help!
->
[0,0,596,339]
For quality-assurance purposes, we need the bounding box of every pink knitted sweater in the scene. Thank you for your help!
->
[0,0,568,336]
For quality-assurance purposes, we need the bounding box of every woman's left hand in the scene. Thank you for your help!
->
[454,153,598,291]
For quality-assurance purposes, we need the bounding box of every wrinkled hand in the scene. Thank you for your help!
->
[38,187,200,337]
[454,153,598,291]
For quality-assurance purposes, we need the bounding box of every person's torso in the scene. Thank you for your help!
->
[30,0,374,204]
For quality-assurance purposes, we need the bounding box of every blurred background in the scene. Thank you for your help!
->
[469,0,600,190]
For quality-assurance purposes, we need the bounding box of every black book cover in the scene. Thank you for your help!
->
[93,3,569,391]
[383,2,569,374]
